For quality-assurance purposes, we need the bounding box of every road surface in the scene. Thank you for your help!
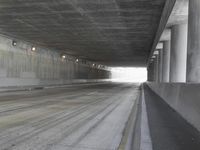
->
[0,83,139,150]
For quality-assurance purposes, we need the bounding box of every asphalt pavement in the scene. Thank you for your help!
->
[0,83,140,150]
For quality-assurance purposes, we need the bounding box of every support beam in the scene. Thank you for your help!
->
[147,0,176,65]
[187,0,200,82]
[170,24,187,82]
[162,40,171,82]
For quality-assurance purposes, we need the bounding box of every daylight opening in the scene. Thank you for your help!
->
[111,67,147,83]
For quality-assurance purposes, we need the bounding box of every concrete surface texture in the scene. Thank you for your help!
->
[158,49,163,82]
[187,0,200,82]
[170,23,187,82]
[159,0,188,45]
[149,0,188,65]
[160,29,171,41]
[147,82,200,132]
[0,35,110,87]
[155,55,159,82]
[153,56,158,82]
[147,62,154,82]
[162,40,170,82]
[140,88,153,150]
[144,84,200,150]
[147,0,176,64]
[0,83,139,150]
[0,0,166,66]
[166,0,188,27]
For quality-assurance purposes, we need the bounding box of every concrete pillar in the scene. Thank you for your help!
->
[151,64,155,81]
[147,66,151,81]
[187,0,200,82]
[148,62,155,81]
[170,24,187,82]
[153,59,156,81]
[154,55,159,82]
[158,49,163,82]
[147,66,150,81]
[147,65,151,81]
[162,40,171,82]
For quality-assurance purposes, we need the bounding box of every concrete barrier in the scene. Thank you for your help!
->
[147,82,200,132]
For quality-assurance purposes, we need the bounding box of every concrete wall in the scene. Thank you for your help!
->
[0,35,111,87]
[147,82,200,132]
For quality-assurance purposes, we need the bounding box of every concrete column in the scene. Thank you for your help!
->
[170,24,187,82]
[147,65,151,81]
[162,40,171,82]
[158,49,163,82]
[148,62,155,81]
[151,63,154,81]
[187,0,200,82]
[154,55,159,82]
[153,59,157,81]
[147,66,150,81]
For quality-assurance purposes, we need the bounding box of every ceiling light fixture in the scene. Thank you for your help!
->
[31,46,36,51]
[12,40,17,46]
[62,55,66,59]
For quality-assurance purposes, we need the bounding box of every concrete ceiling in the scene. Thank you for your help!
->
[0,0,166,67]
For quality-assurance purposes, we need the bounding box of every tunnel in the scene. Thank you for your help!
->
[0,0,200,150]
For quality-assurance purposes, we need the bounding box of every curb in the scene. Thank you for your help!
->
[0,82,110,93]
[118,88,141,150]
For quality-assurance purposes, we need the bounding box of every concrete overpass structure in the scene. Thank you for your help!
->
[0,0,200,150]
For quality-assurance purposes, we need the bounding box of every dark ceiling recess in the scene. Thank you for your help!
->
[0,0,166,66]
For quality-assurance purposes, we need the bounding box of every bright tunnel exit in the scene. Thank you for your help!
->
[111,67,147,83]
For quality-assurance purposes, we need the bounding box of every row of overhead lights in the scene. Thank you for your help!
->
[61,53,105,69]
[12,40,107,70]
[12,40,36,51]
[62,55,79,63]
